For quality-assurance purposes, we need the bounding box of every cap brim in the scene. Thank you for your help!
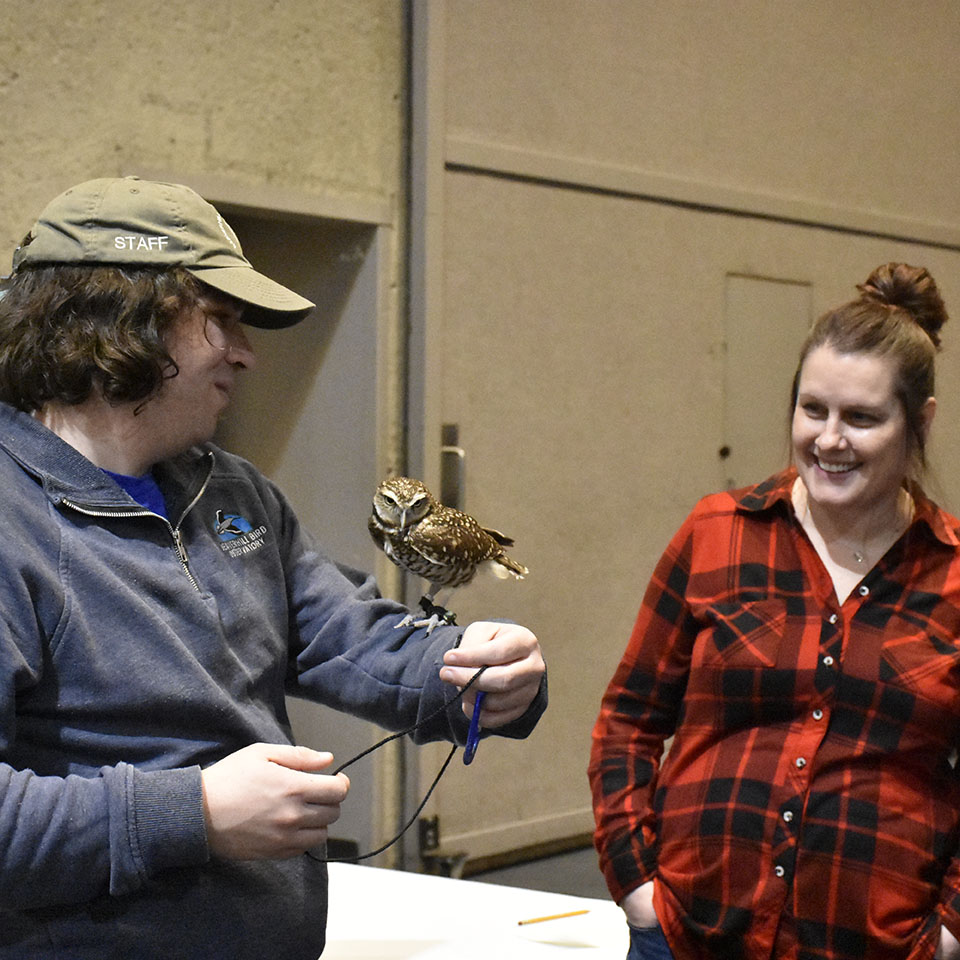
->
[188,265,315,329]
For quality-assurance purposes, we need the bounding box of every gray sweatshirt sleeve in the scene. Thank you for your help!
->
[0,760,208,910]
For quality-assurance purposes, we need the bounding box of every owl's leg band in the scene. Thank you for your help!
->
[418,595,457,625]
[409,595,457,634]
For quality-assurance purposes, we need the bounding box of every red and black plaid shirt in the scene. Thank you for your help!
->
[590,470,960,960]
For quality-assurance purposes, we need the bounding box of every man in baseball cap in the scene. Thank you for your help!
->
[0,178,547,959]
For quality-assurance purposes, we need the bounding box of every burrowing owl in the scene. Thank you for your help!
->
[369,476,527,630]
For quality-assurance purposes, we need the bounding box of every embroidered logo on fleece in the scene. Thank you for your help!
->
[214,509,268,557]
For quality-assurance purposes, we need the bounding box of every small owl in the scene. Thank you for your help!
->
[369,476,527,630]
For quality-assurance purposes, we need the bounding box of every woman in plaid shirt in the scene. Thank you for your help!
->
[590,263,960,960]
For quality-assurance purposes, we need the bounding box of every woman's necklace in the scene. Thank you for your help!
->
[792,481,914,569]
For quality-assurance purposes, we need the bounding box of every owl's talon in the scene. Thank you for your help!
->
[395,600,455,634]
[412,614,443,635]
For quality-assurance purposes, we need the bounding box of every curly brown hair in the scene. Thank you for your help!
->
[0,264,205,412]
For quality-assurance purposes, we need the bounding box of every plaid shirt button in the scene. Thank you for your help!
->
[828,613,838,624]
[783,810,794,822]
[823,655,835,666]
[812,709,824,720]
[775,866,786,878]
[795,757,807,768]
[858,584,870,596]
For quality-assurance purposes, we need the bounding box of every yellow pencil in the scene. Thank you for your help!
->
[517,909,590,925]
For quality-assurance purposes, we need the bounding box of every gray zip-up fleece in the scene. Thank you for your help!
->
[0,402,546,958]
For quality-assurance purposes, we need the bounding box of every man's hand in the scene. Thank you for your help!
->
[201,743,350,860]
[439,621,545,726]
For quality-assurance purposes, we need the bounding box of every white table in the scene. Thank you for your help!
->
[323,862,628,958]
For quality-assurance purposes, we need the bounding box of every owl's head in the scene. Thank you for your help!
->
[372,476,436,530]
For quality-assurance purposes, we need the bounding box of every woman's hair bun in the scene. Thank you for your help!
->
[857,262,948,348]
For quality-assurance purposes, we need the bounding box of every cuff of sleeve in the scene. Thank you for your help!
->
[602,832,658,904]
[133,765,209,873]
[109,764,209,896]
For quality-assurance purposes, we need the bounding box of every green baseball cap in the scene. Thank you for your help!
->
[11,176,315,329]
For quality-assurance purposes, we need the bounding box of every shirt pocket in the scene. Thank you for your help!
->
[879,629,960,705]
[699,600,787,668]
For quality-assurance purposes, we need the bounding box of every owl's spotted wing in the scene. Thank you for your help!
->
[404,510,498,567]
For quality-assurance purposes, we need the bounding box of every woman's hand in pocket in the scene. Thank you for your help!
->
[937,925,960,960]
[621,880,658,929]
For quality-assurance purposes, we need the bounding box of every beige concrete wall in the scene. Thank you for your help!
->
[0,0,404,255]
[445,0,960,232]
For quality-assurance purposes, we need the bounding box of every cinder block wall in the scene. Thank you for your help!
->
[0,0,404,253]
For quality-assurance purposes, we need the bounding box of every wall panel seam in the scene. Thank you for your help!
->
[445,135,960,251]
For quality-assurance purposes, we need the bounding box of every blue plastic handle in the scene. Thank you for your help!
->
[463,691,485,765]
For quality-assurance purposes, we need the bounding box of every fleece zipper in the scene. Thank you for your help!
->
[59,455,215,594]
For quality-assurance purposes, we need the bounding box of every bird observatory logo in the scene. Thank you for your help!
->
[214,509,267,558]
[368,476,527,633]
